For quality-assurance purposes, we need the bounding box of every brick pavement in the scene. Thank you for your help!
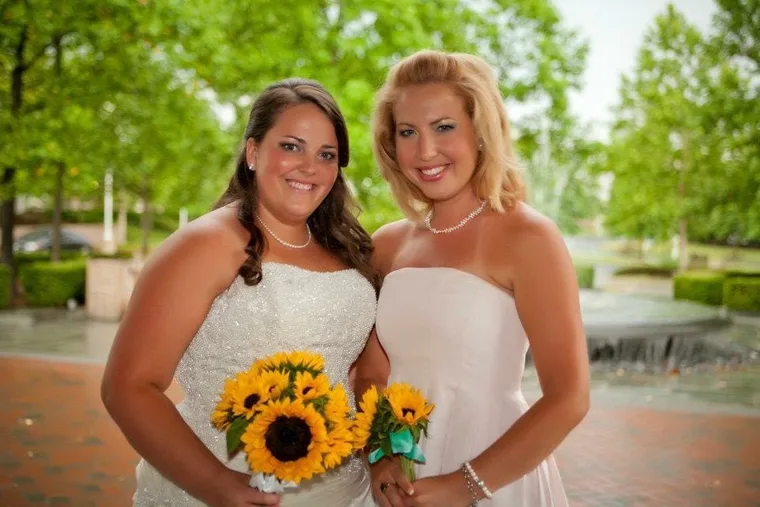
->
[1,357,759,507]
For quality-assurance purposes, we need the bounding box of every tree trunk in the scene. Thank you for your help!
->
[51,162,64,262]
[679,217,688,272]
[117,193,128,246]
[51,35,64,263]
[1,169,16,266]
[141,175,151,258]
[678,131,689,272]
[1,25,28,300]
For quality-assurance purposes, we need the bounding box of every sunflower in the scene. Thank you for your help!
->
[230,373,271,420]
[294,372,330,403]
[385,383,434,426]
[324,383,351,425]
[211,378,236,430]
[253,351,325,375]
[287,351,325,372]
[252,352,290,373]
[242,399,328,484]
[352,386,379,451]
[323,420,355,470]
[258,370,291,400]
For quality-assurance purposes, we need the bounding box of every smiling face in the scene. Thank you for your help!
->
[247,102,340,223]
[392,82,480,203]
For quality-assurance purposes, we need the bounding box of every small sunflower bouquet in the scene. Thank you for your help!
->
[211,351,355,493]
[353,383,434,481]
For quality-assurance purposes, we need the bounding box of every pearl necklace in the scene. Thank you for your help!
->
[254,212,312,249]
[424,200,487,234]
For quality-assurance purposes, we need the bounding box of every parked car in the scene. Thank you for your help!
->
[13,228,92,254]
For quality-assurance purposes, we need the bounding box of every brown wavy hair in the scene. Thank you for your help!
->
[215,78,378,290]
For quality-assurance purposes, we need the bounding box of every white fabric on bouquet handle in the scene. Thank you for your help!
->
[250,472,298,494]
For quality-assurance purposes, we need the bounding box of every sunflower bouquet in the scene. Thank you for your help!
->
[353,383,434,481]
[211,351,355,493]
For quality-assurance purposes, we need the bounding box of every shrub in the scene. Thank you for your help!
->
[614,264,676,277]
[673,271,725,306]
[0,264,10,308]
[19,260,87,307]
[723,278,760,312]
[575,265,594,289]
[724,269,760,279]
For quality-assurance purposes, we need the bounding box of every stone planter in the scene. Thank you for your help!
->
[86,257,143,321]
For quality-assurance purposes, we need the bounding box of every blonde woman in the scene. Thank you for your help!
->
[353,50,589,507]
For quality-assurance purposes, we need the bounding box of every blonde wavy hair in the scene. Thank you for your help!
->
[372,50,525,220]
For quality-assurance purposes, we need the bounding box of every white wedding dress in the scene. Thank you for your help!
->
[376,267,569,506]
[133,262,378,507]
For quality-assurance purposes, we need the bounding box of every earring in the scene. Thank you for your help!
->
[478,142,484,150]
[248,164,255,171]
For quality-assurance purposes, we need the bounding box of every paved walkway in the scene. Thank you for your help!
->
[1,357,759,507]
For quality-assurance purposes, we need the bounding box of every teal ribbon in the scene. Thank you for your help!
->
[368,428,426,464]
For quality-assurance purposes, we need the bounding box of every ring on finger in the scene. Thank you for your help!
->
[380,482,392,493]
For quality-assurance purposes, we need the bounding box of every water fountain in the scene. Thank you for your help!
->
[578,290,742,367]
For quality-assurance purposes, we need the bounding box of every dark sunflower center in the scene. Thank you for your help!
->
[402,408,416,418]
[302,386,313,395]
[244,394,261,409]
[265,416,312,462]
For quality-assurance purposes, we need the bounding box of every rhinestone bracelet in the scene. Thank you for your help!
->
[463,460,493,499]
[460,464,480,506]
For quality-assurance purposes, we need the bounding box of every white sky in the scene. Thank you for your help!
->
[550,0,717,139]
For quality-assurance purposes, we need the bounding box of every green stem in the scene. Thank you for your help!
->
[400,456,416,482]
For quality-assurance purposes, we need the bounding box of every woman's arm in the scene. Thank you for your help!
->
[353,218,410,401]
[406,214,589,506]
[101,217,279,506]
[354,220,416,506]
[466,216,589,491]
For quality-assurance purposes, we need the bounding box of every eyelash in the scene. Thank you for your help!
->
[398,124,455,137]
[280,143,336,161]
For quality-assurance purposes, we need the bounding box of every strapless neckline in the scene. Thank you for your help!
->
[261,261,356,275]
[383,266,514,301]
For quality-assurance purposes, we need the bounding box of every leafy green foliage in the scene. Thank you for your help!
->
[18,259,86,307]
[601,2,760,245]
[226,416,248,456]
[2,0,594,257]
[575,265,594,289]
[673,271,726,306]
[723,277,760,311]
[0,264,10,308]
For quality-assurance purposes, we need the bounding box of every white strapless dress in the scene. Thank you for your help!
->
[376,267,568,506]
[133,263,378,507]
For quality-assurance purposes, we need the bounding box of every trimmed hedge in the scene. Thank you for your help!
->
[17,209,179,232]
[0,264,10,308]
[575,265,594,289]
[724,269,760,279]
[19,260,86,307]
[615,264,676,277]
[16,251,86,268]
[673,271,726,306]
[723,277,760,312]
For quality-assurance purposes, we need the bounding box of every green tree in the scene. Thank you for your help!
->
[520,117,602,233]
[603,5,710,269]
[174,0,589,232]
[694,0,760,244]
[0,0,191,294]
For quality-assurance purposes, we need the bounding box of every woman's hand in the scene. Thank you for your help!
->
[206,470,281,507]
[402,472,474,507]
[370,456,415,507]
